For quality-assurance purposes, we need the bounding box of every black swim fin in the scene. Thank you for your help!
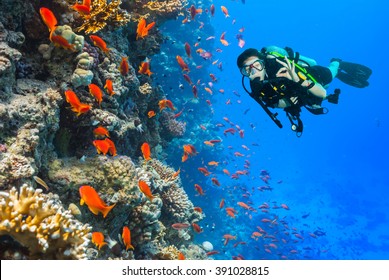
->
[332,59,372,88]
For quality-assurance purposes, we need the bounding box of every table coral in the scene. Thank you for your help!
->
[0,185,91,259]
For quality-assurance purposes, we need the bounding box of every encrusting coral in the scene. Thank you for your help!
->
[0,185,91,259]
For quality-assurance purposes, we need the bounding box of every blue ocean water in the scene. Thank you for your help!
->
[152,0,389,259]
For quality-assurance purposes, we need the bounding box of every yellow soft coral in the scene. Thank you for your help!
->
[0,185,91,259]
[76,0,131,34]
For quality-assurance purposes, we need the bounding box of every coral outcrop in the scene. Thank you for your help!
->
[0,185,91,259]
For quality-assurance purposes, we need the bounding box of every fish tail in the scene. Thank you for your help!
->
[102,203,116,218]
[126,244,134,251]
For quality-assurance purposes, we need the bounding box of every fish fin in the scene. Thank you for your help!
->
[80,198,85,206]
[88,206,100,216]
[126,244,134,251]
[102,203,116,218]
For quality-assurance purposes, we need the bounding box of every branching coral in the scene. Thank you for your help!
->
[76,0,131,34]
[0,185,91,259]
[143,0,188,19]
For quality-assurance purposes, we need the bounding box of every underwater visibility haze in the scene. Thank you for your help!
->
[0,0,388,260]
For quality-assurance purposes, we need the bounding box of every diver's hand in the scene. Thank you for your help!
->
[275,57,299,82]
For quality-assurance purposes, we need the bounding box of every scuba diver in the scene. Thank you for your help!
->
[237,46,372,136]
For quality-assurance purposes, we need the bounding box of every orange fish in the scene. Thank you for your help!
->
[64,90,91,116]
[158,99,176,111]
[194,184,204,195]
[220,32,229,46]
[181,152,189,162]
[183,144,197,155]
[193,206,202,213]
[184,42,191,58]
[208,161,219,166]
[89,35,109,53]
[50,35,75,51]
[138,58,153,76]
[72,4,91,17]
[122,226,134,251]
[79,185,116,218]
[93,126,110,138]
[183,74,193,85]
[222,169,230,176]
[198,167,211,176]
[189,5,202,20]
[119,57,129,76]
[104,79,115,96]
[192,222,202,233]
[204,141,214,147]
[88,83,103,106]
[221,6,230,18]
[65,89,81,108]
[176,55,189,72]
[237,201,250,210]
[104,138,117,156]
[211,177,221,186]
[171,168,181,179]
[210,4,215,16]
[147,110,156,118]
[93,139,110,155]
[136,18,155,40]
[91,232,107,250]
[138,180,155,201]
[141,142,151,160]
[83,0,91,8]
[39,7,57,33]
[73,103,91,117]
[178,252,185,260]
[204,87,213,95]
[219,198,225,209]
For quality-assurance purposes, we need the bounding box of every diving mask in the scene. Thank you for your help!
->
[240,59,264,77]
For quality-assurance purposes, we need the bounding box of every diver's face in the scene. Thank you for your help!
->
[242,56,265,81]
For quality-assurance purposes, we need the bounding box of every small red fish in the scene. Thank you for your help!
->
[221,6,230,18]
[72,4,91,17]
[50,35,75,51]
[184,42,191,58]
[192,222,202,233]
[176,55,189,72]
[194,184,204,195]
[122,226,134,250]
[93,139,110,155]
[159,99,176,111]
[89,35,110,53]
[104,79,115,96]
[119,57,129,76]
[172,223,190,230]
[136,18,155,40]
[138,58,152,76]
[91,232,107,250]
[93,126,110,138]
[39,7,57,33]
[79,185,116,218]
[141,142,151,160]
[88,83,103,106]
[138,180,155,201]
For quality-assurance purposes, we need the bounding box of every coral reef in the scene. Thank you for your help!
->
[0,22,23,97]
[76,0,131,34]
[159,111,186,138]
[0,185,91,259]
[0,79,62,188]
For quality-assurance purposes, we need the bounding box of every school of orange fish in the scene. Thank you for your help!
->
[39,1,324,260]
